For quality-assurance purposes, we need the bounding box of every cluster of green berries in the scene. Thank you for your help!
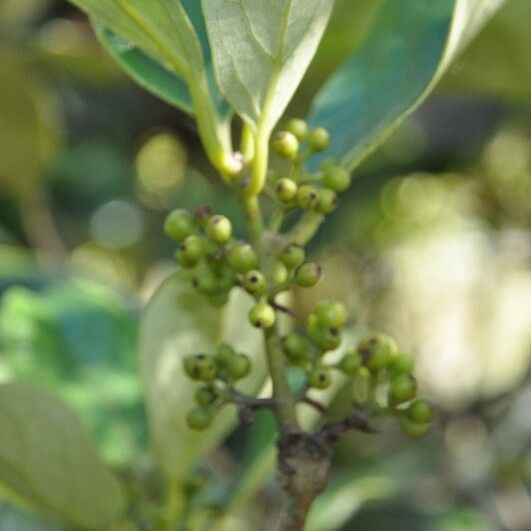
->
[183,344,252,430]
[272,120,351,216]
[281,316,433,438]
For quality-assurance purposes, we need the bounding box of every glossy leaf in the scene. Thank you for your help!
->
[139,272,266,480]
[95,24,193,113]
[0,382,125,529]
[202,0,334,134]
[308,0,507,171]
[69,0,227,115]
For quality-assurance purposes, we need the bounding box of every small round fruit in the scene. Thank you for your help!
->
[205,215,232,244]
[389,352,415,376]
[389,374,417,405]
[296,185,319,210]
[192,268,219,295]
[282,333,312,363]
[227,353,251,380]
[306,314,341,351]
[180,235,205,265]
[338,349,363,376]
[314,301,348,328]
[227,242,258,273]
[272,260,289,287]
[323,165,351,192]
[309,367,332,390]
[316,188,338,214]
[194,387,217,406]
[358,333,398,373]
[407,400,433,424]
[183,354,218,381]
[216,343,236,367]
[287,118,308,141]
[186,407,213,430]
[279,243,305,269]
[399,417,429,439]
[275,178,298,202]
[243,270,267,295]
[248,300,276,328]
[309,127,331,152]
[164,209,195,241]
[294,262,323,287]
[273,131,299,161]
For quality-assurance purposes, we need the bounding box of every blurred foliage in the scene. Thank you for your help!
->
[0,0,530,529]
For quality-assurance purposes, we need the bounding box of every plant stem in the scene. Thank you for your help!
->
[264,325,299,434]
[284,211,324,246]
[243,195,264,244]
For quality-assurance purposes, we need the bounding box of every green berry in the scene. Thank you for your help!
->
[294,262,323,288]
[279,243,305,269]
[407,400,433,424]
[243,270,267,295]
[316,188,338,214]
[338,349,362,376]
[275,178,298,202]
[180,235,205,265]
[314,301,348,328]
[174,249,196,268]
[389,374,417,405]
[308,366,332,390]
[227,353,251,380]
[287,118,309,141]
[358,334,398,373]
[164,209,195,241]
[309,128,331,152]
[227,242,258,273]
[194,387,217,406]
[296,185,319,210]
[183,354,218,381]
[205,215,232,244]
[399,417,429,439]
[306,314,341,351]
[273,131,299,161]
[272,260,289,287]
[192,268,219,295]
[216,343,236,367]
[282,333,312,363]
[186,407,213,430]
[323,165,351,193]
[249,300,276,328]
[389,352,415,376]
[208,291,230,307]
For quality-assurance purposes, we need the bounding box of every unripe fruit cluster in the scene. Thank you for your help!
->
[183,344,253,430]
[272,121,352,218]
[281,321,433,438]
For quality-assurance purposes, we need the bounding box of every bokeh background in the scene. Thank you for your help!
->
[0,0,530,529]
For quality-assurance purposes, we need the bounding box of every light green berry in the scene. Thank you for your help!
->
[205,215,232,244]
[273,131,299,161]
[287,118,309,141]
[249,300,276,328]
[309,366,332,390]
[309,127,331,152]
[275,178,298,202]
[164,209,195,241]
[243,270,267,295]
[227,242,258,273]
[186,407,213,430]
[279,243,305,270]
[294,262,323,288]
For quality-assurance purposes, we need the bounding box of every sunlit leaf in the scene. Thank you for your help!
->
[202,0,334,134]
[0,382,126,529]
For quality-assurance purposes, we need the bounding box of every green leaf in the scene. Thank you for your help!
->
[202,0,334,134]
[94,24,194,113]
[0,382,125,529]
[68,0,202,76]
[139,272,267,480]
[308,0,507,171]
